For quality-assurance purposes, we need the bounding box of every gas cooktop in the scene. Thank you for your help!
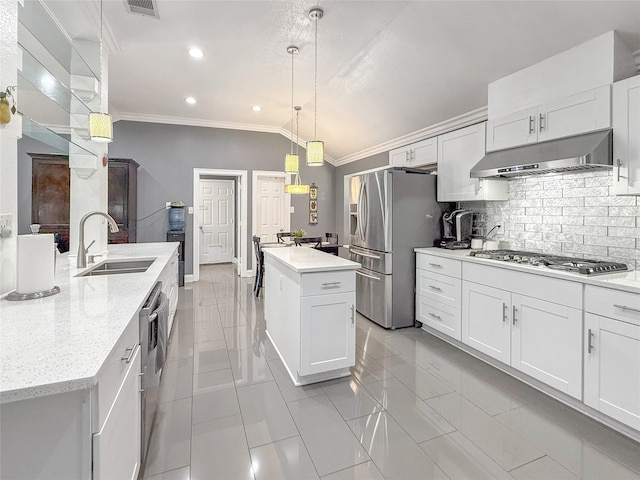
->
[469,249,629,275]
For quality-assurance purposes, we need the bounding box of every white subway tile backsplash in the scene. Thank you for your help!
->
[563,187,609,197]
[583,235,636,248]
[584,196,637,207]
[462,171,640,269]
[584,216,636,227]
[542,198,583,207]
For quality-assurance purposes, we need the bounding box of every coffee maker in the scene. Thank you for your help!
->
[437,210,474,248]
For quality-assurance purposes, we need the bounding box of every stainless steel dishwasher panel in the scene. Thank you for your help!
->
[140,281,162,468]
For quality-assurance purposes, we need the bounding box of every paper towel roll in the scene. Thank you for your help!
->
[17,234,56,294]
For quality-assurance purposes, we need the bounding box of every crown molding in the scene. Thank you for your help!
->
[333,106,489,166]
[116,113,338,165]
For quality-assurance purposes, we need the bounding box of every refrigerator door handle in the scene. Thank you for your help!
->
[350,247,381,260]
[360,182,368,241]
[356,269,382,281]
[356,182,364,241]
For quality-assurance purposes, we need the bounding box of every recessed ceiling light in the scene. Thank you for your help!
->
[188,47,204,59]
[185,97,197,105]
[251,105,262,112]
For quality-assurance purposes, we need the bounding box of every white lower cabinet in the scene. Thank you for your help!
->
[584,285,640,430]
[416,253,462,340]
[92,345,141,480]
[462,270,582,399]
[511,294,582,399]
[462,281,511,364]
[159,249,179,332]
[300,293,355,376]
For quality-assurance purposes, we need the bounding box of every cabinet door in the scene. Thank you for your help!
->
[93,345,141,480]
[584,313,640,430]
[612,76,640,195]
[462,281,511,363]
[300,293,355,376]
[511,295,582,399]
[537,85,611,143]
[486,107,538,152]
[411,137,438,167]
[437,123,485,202]
[389,146,410,167]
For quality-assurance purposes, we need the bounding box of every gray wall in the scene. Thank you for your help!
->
[109,121,336,273]
[334,151,389,241]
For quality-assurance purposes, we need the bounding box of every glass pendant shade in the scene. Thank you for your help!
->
[284,173,309,195]
[88,112,113,143]
[306,140,324,166]
[285,153,299,174]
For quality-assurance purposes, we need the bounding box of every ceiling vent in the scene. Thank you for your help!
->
[124,0,159,19]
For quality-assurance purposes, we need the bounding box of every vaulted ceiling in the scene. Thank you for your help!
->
[47,1,640,165]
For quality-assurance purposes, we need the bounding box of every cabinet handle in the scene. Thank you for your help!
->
[539,113,545,132]
[428,285,442,291]
[428,312,442,321]
[351,304,355,325]
[617,158,622,182]
[502,303,508,322]
[512,305,517,325]
[139,372,145,393]
[405,151,410,163]
[528,115,535,134]
[587,329,594,354]
[121,344,137,364]
[322,281,341,288]
[614,304,640,314]
[428,263,442,268]
[350,247,381,260]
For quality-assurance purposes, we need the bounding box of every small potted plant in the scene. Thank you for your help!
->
[293,228,305,238]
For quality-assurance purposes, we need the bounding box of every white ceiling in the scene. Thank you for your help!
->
[48,1,640,165]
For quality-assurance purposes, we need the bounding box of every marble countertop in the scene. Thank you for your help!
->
[0,242,178,404]
[415,247,640,295]
[263,246,360,273]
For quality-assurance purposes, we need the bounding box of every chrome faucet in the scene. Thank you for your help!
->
[77,211,119,268]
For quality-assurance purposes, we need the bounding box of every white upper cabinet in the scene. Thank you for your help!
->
[612,75,640,195]
[487,85,611,152]
[389,137,437,168]
[437,122,508,202]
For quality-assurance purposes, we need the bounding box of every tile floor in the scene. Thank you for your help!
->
[143,264,640,480]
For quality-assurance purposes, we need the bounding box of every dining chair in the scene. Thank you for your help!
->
[276,232,296,243]
[325,232,339,245]
[295,236,322,248]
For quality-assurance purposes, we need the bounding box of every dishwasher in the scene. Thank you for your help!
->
[140,281,165,467]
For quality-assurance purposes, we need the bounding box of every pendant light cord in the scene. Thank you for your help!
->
[290,49,294,155]
[313,12,318,140]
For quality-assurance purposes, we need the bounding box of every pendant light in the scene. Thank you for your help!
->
[88,0,113,143]
[284,46,299,174]
[306,7,324,166]
[285,106,309,194]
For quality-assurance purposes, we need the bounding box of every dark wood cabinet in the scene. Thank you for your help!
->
[108,158,139,243]
[29,154,138,251]
[30,153,71,252]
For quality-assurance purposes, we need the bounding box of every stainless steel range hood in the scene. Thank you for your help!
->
[470,129,612,178]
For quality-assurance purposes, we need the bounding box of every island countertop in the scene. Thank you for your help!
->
[263,246,360,273]
[0,242,178,404]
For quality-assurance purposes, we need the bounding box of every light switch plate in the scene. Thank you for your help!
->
[290,206,295,213]
[188,207,194,214]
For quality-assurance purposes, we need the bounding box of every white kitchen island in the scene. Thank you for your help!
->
[263,247,360,386]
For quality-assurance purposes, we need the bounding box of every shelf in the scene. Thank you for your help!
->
[20,115,97,160]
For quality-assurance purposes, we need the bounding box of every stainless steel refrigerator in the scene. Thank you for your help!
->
[349,167,448,329]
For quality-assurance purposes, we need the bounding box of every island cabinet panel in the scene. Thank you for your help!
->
[300,293,355,376]
[263,248,359,386]
[92,345,141,480]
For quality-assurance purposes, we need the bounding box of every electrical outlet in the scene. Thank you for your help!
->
[166,202,171,209]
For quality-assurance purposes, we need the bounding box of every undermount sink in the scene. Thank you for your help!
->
[77,259,156,277]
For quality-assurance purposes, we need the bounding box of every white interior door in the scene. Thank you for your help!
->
[199,178,235,264]
[255,175,288,242]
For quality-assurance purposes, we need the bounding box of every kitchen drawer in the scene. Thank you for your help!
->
[417,298,461,341]
[585,285,640,326]
[416,253,461,278]
[95,316,139,431]
[417,269,461,308]
[301,270,355,297]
